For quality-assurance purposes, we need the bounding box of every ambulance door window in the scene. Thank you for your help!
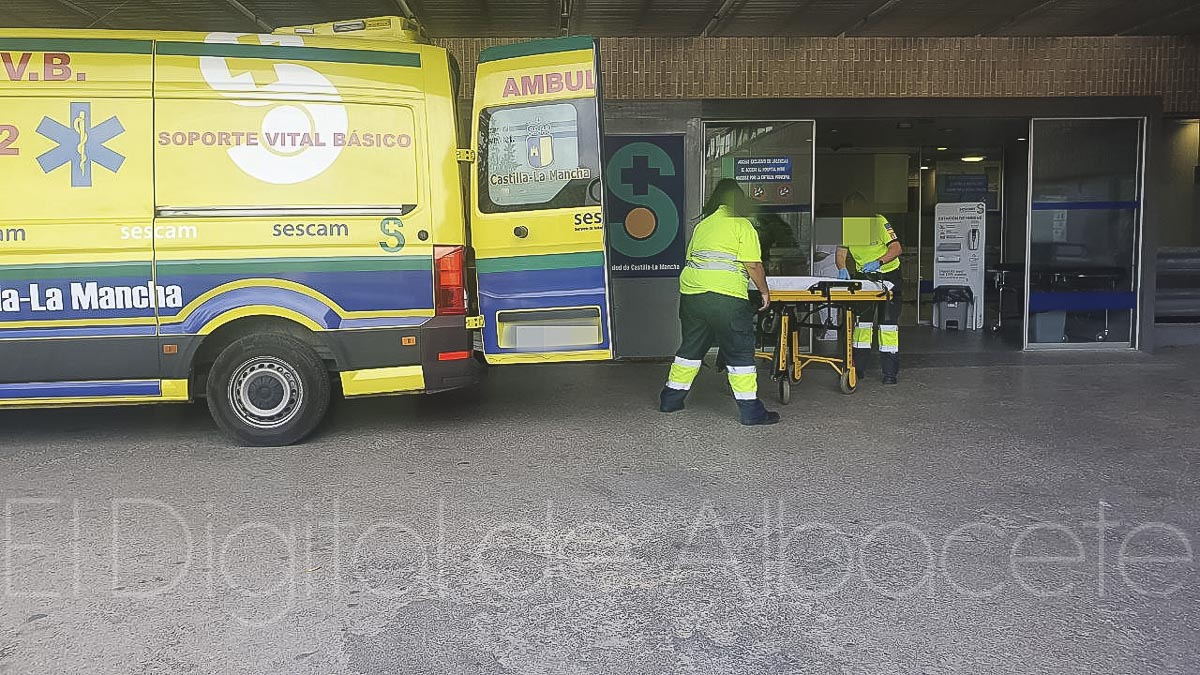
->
[477,98,601,214]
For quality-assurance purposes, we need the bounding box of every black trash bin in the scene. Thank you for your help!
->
[932,285,974,330]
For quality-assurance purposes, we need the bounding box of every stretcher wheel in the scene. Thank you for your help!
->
[839,369,857,395]
[778,377,791,405]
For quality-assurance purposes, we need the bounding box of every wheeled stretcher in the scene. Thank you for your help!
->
[754,276,894,403]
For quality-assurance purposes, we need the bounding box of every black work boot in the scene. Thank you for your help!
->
[881,353,899,385]
[737,399,780,426]
[853,348,871,385]
[659,387,688,413]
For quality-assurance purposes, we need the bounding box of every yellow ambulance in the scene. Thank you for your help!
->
[0,17,612,445]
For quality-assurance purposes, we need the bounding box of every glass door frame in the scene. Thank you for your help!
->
[1023,116,1147,351]
[700,118,819,351]
[699,118,818,249]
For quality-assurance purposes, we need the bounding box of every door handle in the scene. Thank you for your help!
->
[513,226,529,239]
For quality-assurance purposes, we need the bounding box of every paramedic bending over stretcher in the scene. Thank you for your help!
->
[659,179,779,426]
[835,192,903,385]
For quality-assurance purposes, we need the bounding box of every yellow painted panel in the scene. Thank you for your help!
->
[473,49,596,109]
[0,48,151,97]
[0,97,153,222]
[469,46,604,258]
[152,35,426,102]
[0,219,154,266]
[340,365,424,396]
[154,99,421,210]
[160,379,190,400]
[151,215,433,262]
[0,397,165,408]
[484,349,609,365]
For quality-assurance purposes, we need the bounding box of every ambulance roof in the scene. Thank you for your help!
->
[1,16,434,56]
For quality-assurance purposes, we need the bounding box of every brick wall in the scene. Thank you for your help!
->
[434,36,1200,115]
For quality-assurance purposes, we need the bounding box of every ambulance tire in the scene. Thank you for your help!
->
[839,370,857,395]
[206,333,331,447]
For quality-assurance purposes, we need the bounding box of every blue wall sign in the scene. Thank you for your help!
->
[734,157,792,182]
[938,173,989,202]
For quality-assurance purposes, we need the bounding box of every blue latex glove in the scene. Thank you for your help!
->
[836,268,851,280]
[860,260,882,274]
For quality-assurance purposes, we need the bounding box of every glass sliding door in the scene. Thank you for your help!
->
[702,121,817,277]
[1025,118,1144,349]
[702,120,817,349]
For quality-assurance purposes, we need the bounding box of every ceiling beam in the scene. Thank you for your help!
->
[6,6,34,26]
[979,0,1065,36]
[390,0,422,23]
[783,0,822,32]
[838,0,906,37]
[219,0,273,32]
[633,0,655,33]
[48,0,116,29]
[701,0,742,37]
[390,0,434,37]
[567,0,586,35]
[1117,2,1200,36]
[559,0,571,35]
[917,0,987,35]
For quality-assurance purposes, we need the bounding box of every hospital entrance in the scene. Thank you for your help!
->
[699,115,1146,362]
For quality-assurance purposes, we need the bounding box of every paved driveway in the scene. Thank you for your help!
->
[1,351,1198,674]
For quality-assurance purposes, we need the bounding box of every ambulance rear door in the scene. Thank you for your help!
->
[469,37,612,364]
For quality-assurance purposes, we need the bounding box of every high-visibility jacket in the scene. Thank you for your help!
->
[679,205,762,300]
[846,215,901,274]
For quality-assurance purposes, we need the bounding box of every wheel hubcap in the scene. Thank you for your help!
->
[228,357,304,430]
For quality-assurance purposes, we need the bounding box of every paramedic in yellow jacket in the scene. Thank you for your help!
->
[835,192,903,385]
[659,179,780,426]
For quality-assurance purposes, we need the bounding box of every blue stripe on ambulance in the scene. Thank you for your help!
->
[156,269,434,333]
[0,380,160,399]
[476,264,610,354]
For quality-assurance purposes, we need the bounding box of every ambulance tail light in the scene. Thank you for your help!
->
[434,246,467,316]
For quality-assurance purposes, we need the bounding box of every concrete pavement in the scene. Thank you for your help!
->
[1,350,1198,674]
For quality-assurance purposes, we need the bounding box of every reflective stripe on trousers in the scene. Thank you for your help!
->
[666,357,702,390]
[852,322,874,349]
[878,324,899,353]
[726,364,758,400]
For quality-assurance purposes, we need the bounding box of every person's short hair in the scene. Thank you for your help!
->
[703,178,750,218]
[843,191,873,217]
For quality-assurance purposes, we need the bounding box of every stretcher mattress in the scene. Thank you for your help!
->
[761,275,894,292]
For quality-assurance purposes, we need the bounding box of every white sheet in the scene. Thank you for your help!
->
[759,275,893,292]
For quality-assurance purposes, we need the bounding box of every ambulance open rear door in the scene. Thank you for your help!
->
[469,37,613,364]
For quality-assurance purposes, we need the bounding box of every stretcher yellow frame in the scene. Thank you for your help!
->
[754,282,892,403]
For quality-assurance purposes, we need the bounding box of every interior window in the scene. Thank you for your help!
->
[477,98,600,213]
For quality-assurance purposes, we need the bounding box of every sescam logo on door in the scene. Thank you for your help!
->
[0,282,183,313]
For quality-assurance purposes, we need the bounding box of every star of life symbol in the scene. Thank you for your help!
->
[36,102,125,187]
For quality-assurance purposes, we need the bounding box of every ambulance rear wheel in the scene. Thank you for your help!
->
[207,333,330,447]
[778,377,791,405]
